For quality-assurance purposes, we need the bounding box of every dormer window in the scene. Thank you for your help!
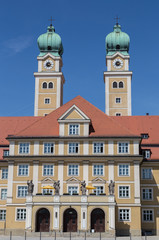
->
[141,133,149,139]
[69,124,79,135]
[143,150,151,159]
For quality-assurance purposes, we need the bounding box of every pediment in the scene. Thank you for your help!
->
[41,177,54,183]
[66,177,81,183]
[58,105,90,122]
[92,177,106,183]
[39,53,60,61]
[110,52,129,59]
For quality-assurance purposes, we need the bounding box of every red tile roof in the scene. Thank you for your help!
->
[9,96,139,138]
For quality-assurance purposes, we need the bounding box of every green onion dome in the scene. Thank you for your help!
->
[37,25,63,57]
[106,24,130,56]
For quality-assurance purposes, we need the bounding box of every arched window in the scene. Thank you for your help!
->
[42,82,47,89]
[48,82,53,89]
[113,81,117,88]
[116,44,120,50]
[119,81,124,88]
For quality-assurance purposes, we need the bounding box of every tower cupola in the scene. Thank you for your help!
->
[106,24,130,56]
[37,24,64,57]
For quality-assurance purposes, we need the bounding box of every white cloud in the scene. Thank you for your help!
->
[4,36,33,54]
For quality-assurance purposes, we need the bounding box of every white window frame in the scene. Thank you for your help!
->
[1,168,8,179]
[68,164,79,176]
[141,168,152,180]
[118,142,129,154]
[41,184,54,195]
[68,124,80,136]
[118,164,130,177]
[0,209,6,221]
[44,98,51,104]
[118,208,131,222]
[42,164,54,176]
[1,189,7,200]
[18,142,30,155]
[42,82,48,89]
[92,185,105,195]
[17,164,29,177]
[142,209,154,222]
[16,208,26,221]
[116,97,121,104]
[118,185,130,199]
[43,142,54,154]
[68,142,79,154]
[145,150,151,159]
[67,184,79,195]
[142,188,153,201]
[93,164,104,176]
[3,150,9,156]
[17,185,28,198]
[93,142,104,154]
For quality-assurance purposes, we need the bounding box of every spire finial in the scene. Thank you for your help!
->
[114,16,120,25]
[48,16,55,26]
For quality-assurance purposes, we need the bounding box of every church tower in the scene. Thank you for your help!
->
[34,24,65,116]
[104,23,132,116]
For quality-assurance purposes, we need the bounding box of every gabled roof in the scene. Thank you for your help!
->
[9,96,139,138]
[112,116,159,144]
[0,116,42,145]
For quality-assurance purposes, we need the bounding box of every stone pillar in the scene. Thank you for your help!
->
[108,195,115,234]
[58,161,64,195]
[81,196,87,230]
[33,160,39,195]
[53,196,60,230]
[83,160,89,186]
[134,161,140,204]
[25,195,33,230]
[7,160,14,204]
[108,160,114,182]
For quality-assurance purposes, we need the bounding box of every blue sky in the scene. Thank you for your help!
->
[0,0,159,116]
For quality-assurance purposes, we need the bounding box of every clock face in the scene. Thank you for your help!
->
[44,59,54,70]
[113,59,123,69]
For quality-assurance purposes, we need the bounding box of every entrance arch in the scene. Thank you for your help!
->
[91,208,105,232]
[63,208,77,232]
[36,208,50,232]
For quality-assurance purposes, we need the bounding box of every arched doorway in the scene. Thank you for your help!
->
[36,208,50,232]
[91,208,105,232]
[63,208,77,232]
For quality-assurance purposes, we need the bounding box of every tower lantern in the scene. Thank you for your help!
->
[34,24,65,116]
[104,23,132,116]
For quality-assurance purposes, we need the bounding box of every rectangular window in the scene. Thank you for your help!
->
[119,209,130,221]
[19,143,29,154]
[93,186,104,195]
[69,125,79,135]
[68,143,79,154]
[142,188,153,200]
[16,209,26,220]
[141,134,149,139]
[43,164,54,176]
[119,186,130,198]
[42,188,53,195]
[1,189,7,200]
[0,210,6,221]
[116,98,121,103]
[68,186,78,195]
[142,168,152,179]
[68,164,79,176]
[18,165,29,176]
[118,142,129,153]
[144,150,151,159]
[1,168,8,179]
[3,150,9,156]
[119,164,129,176]
[44,98,50,104]
[93,143,104,154]
[44,143,54,154]
[93,164,104,176]
[142,210,153,222]
[17,186,28,198]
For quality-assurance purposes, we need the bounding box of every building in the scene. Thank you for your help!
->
[0,22,159,236]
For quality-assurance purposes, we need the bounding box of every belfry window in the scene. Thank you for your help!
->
[42,82,47,89]
[119,81,124,88]
[113,82,117,88]
[48,82,53,88]
[116,44,120,50]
